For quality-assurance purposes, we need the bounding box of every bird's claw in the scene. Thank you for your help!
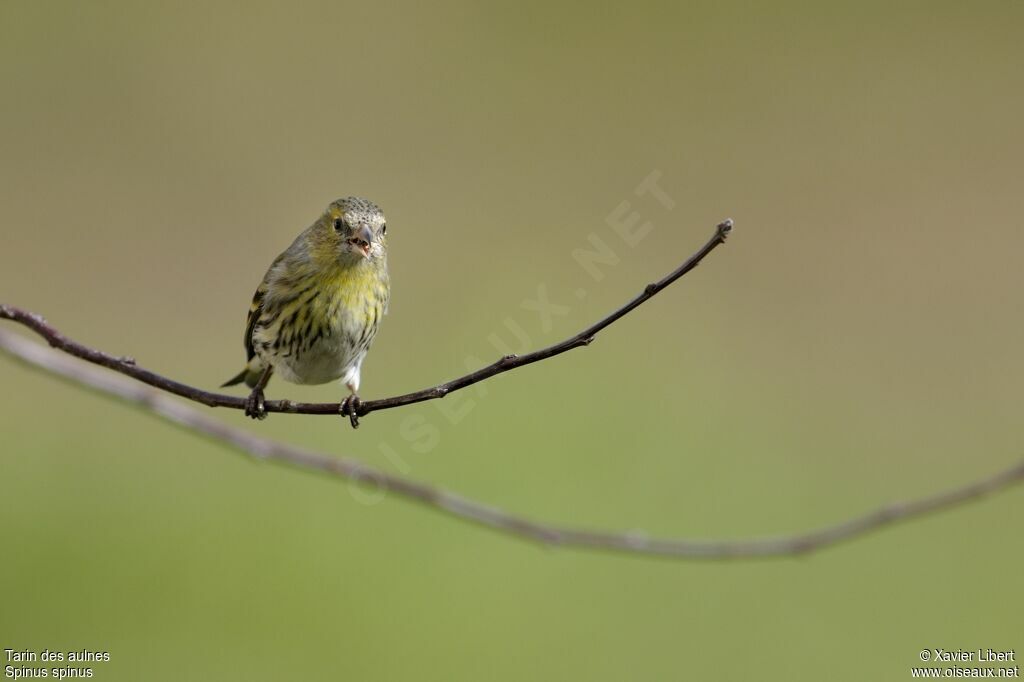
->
[341,394,362,429]
[244,388,268,420]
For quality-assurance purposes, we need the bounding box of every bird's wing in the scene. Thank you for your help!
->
[242,252,289,361]
[243,283,266,362]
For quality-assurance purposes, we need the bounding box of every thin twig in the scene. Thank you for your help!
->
[0,220,733,420]
[1,327,1021,559]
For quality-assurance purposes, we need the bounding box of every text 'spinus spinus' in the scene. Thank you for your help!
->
[223,196,390,427]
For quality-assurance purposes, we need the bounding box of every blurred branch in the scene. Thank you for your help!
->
[1,326,1022,559]
[0,219,732,421]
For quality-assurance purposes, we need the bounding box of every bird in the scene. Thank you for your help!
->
[222,196,390,428]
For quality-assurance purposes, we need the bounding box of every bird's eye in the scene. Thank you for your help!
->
[333,218,344,232]
[381,224,387,235]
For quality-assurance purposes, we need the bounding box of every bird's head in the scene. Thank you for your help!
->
[316,196,387,264]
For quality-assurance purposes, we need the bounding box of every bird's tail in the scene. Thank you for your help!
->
[221,367,260,388]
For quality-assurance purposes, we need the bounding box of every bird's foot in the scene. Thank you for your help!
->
[340,394,362,429]
[244,388,268,420]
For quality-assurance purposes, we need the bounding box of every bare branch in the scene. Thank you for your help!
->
[2,327,1021,559]
[0,220,733,420]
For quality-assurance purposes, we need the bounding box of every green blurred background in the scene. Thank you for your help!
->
[2,1,1022,679]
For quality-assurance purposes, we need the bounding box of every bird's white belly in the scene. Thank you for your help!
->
[273,334,364,387]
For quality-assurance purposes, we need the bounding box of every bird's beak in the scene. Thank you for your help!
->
[347,224,375,259]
